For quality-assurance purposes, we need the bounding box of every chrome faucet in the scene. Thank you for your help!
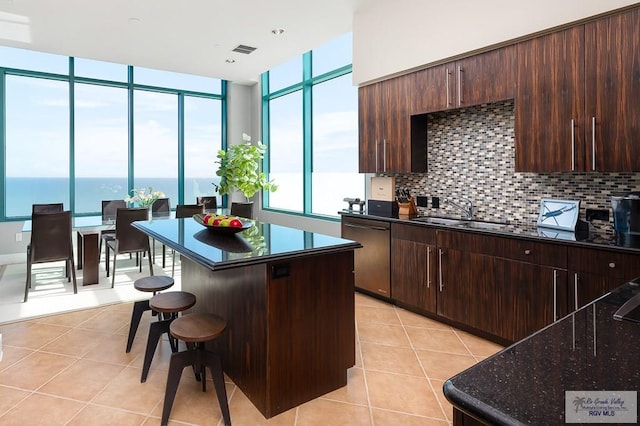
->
[444,197,474,220]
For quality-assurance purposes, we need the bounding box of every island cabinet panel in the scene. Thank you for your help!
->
[413,46,516,114]
[584,7,640,172]
[568,246,640,311]
[181,250,356,419]
[358,73,426,173]
[515,26,585,172]
[391,223,437,313]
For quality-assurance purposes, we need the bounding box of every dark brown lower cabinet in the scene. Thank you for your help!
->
[391,224,437,313]
[569,246,640,311]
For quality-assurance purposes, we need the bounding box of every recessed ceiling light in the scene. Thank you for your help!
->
[271,28,285,35]
[225,59,235,64]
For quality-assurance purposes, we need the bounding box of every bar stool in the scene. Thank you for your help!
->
[126,275,175,353]
[161,313,230,426]
[141,291,196,383]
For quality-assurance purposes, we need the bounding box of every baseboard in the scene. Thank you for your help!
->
[0,253,25,265]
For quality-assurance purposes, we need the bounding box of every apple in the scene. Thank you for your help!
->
[229,218,243,228]
[219,218,231,227]
[212,218,221,226]
[207,215,217,225]
[202,213,212,223]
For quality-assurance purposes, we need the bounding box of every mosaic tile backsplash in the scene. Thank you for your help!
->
[387,100,640,234]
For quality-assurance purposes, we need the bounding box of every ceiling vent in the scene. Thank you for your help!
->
[232,45,257,54]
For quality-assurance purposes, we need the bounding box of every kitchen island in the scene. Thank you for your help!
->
[133,217,361,418]
[444,278,640,425]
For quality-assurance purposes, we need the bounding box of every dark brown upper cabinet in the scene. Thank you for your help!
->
[515,27,585,172]
[358,74,426,173]
[414,46,516,114]
[516,6,640,172]
[584,7,640,172]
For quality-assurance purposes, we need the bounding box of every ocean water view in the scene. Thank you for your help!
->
[5,177,218,218]
[5,173,365,219]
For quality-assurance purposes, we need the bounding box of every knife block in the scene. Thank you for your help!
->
[398,197,418,217]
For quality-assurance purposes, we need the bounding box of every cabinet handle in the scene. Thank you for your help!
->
[457,66,464,106]
[591,116,596,171]
[524,249,531,255]
[553,269,558,322]
[574,273,579,312]
[427,247,431,289]
[438,248,444,292]
[570,119,575,171]
[608,262,616,269]
[445,68,452,107]
[383,139,387,172]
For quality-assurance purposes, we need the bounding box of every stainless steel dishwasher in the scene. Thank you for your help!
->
[341,216,390,297]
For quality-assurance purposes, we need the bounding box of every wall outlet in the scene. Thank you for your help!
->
[586,209,609,221]
[15,232,22,242]
[416,196,428,207]
[431,196,440,209]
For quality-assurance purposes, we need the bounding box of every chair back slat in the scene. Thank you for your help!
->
[102,199,127,221]
[30,211,73,263]
[152,198,171,216]
[196,196,217,211]
[176,204,204,219]
[115,208,150,253]
[32,203,64,214]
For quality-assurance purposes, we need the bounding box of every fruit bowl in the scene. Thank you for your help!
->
[193,213,253,234]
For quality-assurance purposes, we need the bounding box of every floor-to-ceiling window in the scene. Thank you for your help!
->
[0,47,225,220]
[262,33,364,218]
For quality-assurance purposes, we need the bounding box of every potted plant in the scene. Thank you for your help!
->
[213,133,277,218]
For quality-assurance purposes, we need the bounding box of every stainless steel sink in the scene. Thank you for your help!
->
[459,220,507,230]
[412,216,507,230]
[411,217,465,226]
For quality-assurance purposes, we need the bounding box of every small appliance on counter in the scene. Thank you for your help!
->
[342,197,365,213]
[612,192,640,247]
[367,177,398,217]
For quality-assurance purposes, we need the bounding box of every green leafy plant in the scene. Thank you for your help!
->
[214,133,277,201]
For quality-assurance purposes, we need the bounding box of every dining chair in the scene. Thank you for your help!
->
[151,198,171,266]
[172,204,205,276]
[32,203,64,214]
[25,210,77,302]
[196,196,218,212]
[230,202,253,219]
[105,207,153,287]
[99,199,127,258]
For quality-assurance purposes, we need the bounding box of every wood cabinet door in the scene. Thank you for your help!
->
[493,259,568,342]
[437,248,497,331]
[391,239,437,313]
[456,45,516,108]
[515,26,585,172]
[584,7,640,172]
[381,74,415,172]
[358,83,383,173]
[414,63,454,114]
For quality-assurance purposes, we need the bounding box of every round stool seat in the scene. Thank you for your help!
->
[134,275,174,292]
[170,313,227,343]
[149,291,196,314]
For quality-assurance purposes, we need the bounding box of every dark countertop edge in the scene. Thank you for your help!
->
[339,211,640,254]
[443,380,527,426]
[133,221,362,271]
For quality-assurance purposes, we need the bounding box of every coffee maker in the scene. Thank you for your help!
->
[611,192,640,246]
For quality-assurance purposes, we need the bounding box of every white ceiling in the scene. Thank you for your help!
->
[0,0,371,85]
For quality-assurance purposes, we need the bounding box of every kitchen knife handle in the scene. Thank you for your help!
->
[570,119,575,171]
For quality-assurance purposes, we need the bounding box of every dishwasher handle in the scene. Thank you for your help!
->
[343,223,389,232]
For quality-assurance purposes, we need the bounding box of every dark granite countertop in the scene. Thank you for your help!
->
[134,217,361,271]
[340,211,640,253]
[443,279,640,425]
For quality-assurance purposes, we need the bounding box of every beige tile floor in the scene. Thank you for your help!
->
[0,290,503,425]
